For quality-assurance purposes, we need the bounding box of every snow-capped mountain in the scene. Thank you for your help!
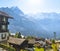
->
[0,7,60,38]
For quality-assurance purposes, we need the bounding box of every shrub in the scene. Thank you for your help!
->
[0,44,16,51]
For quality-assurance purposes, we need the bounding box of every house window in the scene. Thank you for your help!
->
[0,18,1,21]
[1,34,6,39]
[2,25,6,30]
[3,17,6,22]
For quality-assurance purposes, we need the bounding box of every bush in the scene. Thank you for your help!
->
[0,44,16,51]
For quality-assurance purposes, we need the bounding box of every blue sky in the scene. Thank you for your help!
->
[0,0,60,14]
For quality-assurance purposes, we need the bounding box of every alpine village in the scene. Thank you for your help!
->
[0,11,60,51]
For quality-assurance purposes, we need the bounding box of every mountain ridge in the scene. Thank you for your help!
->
[0,7,60,38]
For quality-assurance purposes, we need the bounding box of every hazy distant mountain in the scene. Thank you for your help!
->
[0,7,60,38]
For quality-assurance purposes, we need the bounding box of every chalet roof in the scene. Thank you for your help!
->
[55,40,60,43]
[0,11,13,18]
[8,37,26,45]
[28,39,36,44]
[45,39,52,44]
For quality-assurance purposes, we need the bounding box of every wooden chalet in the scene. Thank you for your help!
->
[0,11,12,42]
[8,37,28,51]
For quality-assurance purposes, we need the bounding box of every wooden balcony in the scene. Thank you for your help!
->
[0,21,9,25]
[0,29,9,32]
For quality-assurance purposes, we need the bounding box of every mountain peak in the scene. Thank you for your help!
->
[11,6,24,15]
[11,6,19,10]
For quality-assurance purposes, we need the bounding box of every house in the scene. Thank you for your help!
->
[0,11,12,42]
[55,40,60,43]
[45,39,52,45]
[10,33,25,38]
[55,40,60,49]
[28,39,36,48]
[8,37,28,51]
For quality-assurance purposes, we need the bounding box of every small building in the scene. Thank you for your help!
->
[10,33,25,38]
[55,40,60,47]
[28,39,36,48]
[8,37,28,51]
[0,11,12,42]
[55,40,60,43]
